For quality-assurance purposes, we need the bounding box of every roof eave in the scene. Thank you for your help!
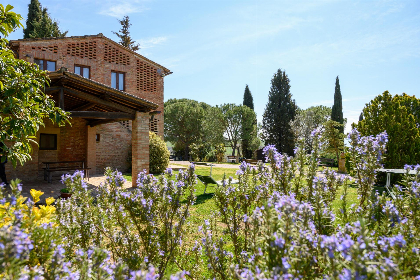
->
[49,69,159,111]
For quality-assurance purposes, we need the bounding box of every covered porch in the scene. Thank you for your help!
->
[6,68,157,188]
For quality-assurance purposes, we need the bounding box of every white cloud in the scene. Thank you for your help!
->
[99,1,147,18]
[139,36,168,49]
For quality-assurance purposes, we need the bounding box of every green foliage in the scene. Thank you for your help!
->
[0,4,69,166]
[331,76,344,133]
[214,143,226,163]
[344,149,355,176]
[23,0,67,39]
[164,98,209,160]
[242,85,257,158]
[355,91,420,168]
[323,120,345,164]
[190,142,212,162]
[202,105,225,146]
[57,168,196,277]
[262,68,297,155]
[149,131,170,174]
[291,105,331,153]
[23,0,41,39]
[218,104,258,157]
[112,15,140,51]
[242,84,254,110]
[7,129,420,278]
[164,99,259,161]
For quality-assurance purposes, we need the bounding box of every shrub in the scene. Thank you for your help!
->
[190,142,213,162]
[5,128,420,278]
[214,143,226,163]
[355,91,420,168]
[56,167,196,277]
[149,131,170,174]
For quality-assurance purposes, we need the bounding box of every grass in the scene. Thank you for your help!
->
[124,164,359,227]
[124,164,359,276]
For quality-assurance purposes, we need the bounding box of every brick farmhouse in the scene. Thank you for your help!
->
[9,34,171,186]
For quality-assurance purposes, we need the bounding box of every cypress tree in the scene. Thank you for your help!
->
[331,76,344,133]
[23,0,42,39]
[24,0,67,39]
[112,16,140,51]
[242,85,256,158]
[243,84,254,110]
[262,69,297,155]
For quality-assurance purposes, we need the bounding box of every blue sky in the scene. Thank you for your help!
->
[7,0,420,132]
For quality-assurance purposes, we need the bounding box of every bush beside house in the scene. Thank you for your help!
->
[149,131,170,174]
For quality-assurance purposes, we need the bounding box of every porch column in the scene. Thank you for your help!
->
[86,126,97,175]
[132,111,149,187]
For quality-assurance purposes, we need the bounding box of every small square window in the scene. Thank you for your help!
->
[96,134,100,142]
[39,134,57,150]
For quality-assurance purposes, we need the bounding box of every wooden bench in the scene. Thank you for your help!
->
[317,158,334,167]
[245,159,259,165]
[227,156,237,163]
[42,160,91,183]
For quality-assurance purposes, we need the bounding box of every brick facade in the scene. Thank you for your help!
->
[11,34,167,137]
[96,122,132,174]
[5,118,88,181]
[7,35,171,182]
[132,112,150,187]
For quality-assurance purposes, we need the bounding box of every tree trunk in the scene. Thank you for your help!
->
[335,149,340,167]
[184,146,189,161]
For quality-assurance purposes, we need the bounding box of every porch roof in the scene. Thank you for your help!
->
[47,68,158,126]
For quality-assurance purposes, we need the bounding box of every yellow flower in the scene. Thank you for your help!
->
[45,197,55,206]
[30,189,44,203]
[32,207,41,219]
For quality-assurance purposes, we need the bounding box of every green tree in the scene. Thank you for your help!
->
[243,84,254,110]
[331,76,344,133]
[323,120,344,164]
[218,104,258,157]
[112,16,140,51]
[355,91,420,168]
[164,99,208,160]
[23,0,67,39]
[291,105,331,153]
[262,69,297,155]
[202,106,225,147]
[242,84,257,158]
[23,0,42,38]
[1,4,69,166]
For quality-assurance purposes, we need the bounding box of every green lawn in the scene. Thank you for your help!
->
[124,164,358,227]
[123,164,359,276]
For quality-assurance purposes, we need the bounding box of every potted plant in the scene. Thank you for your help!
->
[60,188,72,199]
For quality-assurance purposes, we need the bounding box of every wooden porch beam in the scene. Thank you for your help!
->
[70,102,96,111]
[69,111,135,120]
[87,119,128,127]
[62,87,136,114]
[45,86,62,93]
[59,87,65,110]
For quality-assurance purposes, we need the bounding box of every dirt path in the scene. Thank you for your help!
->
[170,160,241,169]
